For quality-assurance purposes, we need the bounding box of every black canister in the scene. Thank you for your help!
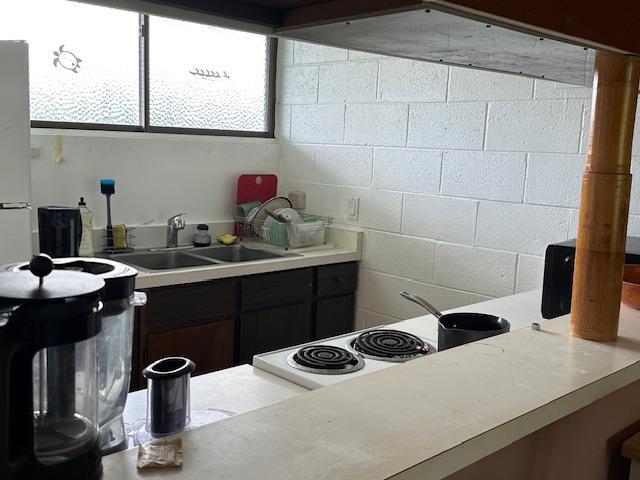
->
[38,206,82,257]
[143,357,196,437]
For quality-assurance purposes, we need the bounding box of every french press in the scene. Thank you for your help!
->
[0,254,105,480]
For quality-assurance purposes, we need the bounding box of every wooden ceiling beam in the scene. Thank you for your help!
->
[281,0,640,55]
[144,0,284,26]
[431,0,640,55]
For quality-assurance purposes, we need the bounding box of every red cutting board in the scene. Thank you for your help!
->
[236,174,278,204]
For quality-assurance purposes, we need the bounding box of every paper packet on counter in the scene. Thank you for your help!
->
[137,437,183,470]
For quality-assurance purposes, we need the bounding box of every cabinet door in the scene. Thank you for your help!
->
[317,263,358,298]
[239,304,312,364]
[315,295,355,340]
[145,319,234,378]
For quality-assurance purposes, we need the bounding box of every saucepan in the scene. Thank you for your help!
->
[400,292,510,351]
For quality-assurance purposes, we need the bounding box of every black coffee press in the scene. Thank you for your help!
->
[0,254,105,480]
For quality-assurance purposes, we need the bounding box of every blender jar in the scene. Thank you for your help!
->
[98,290,146,453]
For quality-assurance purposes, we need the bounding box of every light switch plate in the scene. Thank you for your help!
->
[347,197,359,220]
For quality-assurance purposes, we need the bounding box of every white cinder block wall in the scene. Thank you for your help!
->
[275,40,640,328]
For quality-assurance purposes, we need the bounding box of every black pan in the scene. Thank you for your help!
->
[400,292,510,351]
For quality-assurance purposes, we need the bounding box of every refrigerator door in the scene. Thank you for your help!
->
[0,41,30,205]
[0,208,32,264]
[0,40,31,264]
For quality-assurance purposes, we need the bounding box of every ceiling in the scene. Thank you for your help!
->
[98,0,640,56]
[80,0,640,85]
[239,0,325,8]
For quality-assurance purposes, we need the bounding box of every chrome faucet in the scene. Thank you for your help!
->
[166,213,186,248]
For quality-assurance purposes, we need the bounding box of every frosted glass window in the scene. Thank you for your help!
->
[1,0,141,125]
[149,16,269,132]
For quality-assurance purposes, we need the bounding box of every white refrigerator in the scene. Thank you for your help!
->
[0,40,32,265]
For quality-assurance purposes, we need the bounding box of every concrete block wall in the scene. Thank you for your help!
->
[275,39,640,328]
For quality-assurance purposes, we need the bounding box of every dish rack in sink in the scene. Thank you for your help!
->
[235,214,332,249]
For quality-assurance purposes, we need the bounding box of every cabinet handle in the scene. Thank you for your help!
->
[335,276,344,284]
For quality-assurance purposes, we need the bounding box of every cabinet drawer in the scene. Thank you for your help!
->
[317,263,358,298]
[146,318,234,377]
[241,268,313,311]
[145,279,238,330]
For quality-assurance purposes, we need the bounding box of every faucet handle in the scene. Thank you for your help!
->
[168,212,186,229]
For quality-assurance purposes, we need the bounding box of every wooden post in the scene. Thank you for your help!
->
[570,51,640,341]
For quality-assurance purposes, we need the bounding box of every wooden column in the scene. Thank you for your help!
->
[570,51,640,341]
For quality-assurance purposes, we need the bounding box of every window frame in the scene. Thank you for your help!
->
[30,13,277,138]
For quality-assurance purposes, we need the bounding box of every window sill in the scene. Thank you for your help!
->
[31,128,277,144]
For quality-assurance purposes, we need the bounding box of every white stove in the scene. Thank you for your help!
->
[253,315,439,390]
[253,290,544,390]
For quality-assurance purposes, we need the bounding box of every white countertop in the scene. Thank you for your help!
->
[123,365,307,427]
[102,290,640,479]
[102,294,640,479]
[133,227,362,288]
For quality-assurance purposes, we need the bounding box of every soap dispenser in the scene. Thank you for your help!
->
[78,197,95,257]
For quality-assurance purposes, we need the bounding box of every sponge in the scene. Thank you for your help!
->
[100,178,116,195]
[113,224,127,249]
[217,233,237,245]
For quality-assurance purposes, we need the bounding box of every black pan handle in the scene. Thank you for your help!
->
[400,291,443,319]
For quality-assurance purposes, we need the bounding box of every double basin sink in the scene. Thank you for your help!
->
[112,245,297,271]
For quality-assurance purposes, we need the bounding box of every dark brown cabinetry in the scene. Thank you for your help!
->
[147,320,235,377]
[239,304,312,364]
[315,295,355,340]
[131,262,357,391]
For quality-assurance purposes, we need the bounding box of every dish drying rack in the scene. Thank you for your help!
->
[101,226,136,254]
[235,214,332,249]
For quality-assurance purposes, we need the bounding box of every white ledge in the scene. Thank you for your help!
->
[31,128,277,144]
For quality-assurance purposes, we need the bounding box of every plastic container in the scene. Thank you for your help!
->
[143,357,196,437]
[78,197,95,257]
[262,215,331,248]
[235,214,331,249]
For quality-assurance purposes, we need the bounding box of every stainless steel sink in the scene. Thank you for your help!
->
[190,245,288,263]
[114,250,217,270]
[111,244,297,270]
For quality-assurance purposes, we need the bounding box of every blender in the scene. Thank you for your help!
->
[6,256,147,454]
[0,254,105,479]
